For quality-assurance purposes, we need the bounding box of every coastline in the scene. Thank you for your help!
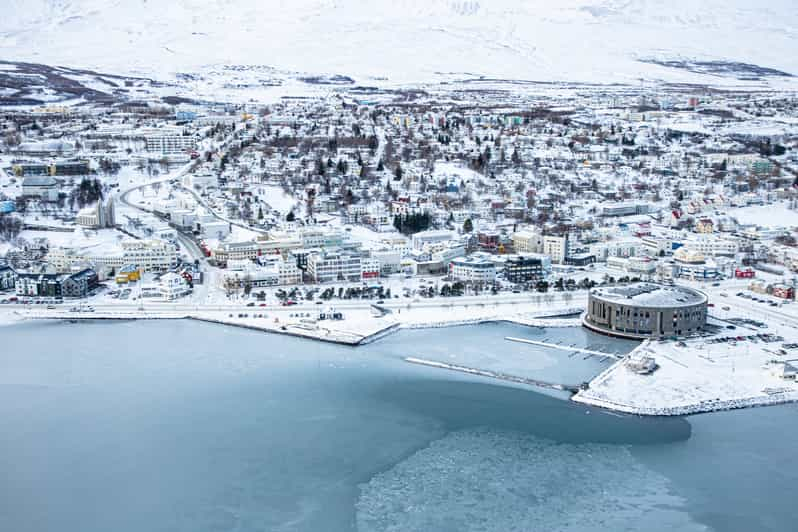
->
[6,300,798,419]
[0,301,584,346]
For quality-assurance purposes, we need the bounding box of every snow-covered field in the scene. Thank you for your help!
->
[574,335,798,416]
[728,202,798,228]
[257,185,298,216]
[18,227,124,250]
[2,0,796,92]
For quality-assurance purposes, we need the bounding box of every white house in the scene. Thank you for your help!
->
[159,272,191,300]
[449,255,497,284]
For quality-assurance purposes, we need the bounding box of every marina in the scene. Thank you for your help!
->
[505,336,623,360]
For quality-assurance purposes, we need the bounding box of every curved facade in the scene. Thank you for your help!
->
[583,283,707,339]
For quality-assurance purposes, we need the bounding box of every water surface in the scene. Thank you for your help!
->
[1,320,795,531]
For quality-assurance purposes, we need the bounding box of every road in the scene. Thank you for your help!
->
[695,280,798,329]
[176,183,268,235]
[117,162,208,262]
[4,290,586,314]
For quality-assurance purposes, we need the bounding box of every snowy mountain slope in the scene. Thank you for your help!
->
[1,0,796,87]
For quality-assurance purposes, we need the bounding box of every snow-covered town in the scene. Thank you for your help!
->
[3,80,798,417]
[6,2,798,531]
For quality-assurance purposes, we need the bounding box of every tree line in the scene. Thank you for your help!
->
[393,212,431,235]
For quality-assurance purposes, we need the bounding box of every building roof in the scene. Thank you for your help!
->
[22,176,57,187]
[451,255,496,268]
[67,268,97,280]
[591,283,707,308]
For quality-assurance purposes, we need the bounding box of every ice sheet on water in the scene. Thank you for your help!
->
[356,428,707,532]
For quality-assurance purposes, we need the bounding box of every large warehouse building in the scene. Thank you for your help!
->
[583,283,707,339]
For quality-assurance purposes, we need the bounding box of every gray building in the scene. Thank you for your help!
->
[21,175,59,202]
[61,269,99,298]
[583,283,707,339]
[16,272,64,298]
[0,264,16,290]
[15,268,98,298]
[503,254,550,283]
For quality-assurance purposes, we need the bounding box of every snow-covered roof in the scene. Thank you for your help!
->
[591,283,706,308]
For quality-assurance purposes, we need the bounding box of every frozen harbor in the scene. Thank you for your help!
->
[2,319,797,532]
[8,289,798,417]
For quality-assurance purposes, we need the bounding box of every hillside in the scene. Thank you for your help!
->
[1,0,797,87]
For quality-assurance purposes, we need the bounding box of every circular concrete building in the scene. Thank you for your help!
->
[583,283,707,339]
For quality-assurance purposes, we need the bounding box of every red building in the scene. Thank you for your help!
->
[772,284,794,300]
[478,231,501,251]
[735,268,755,279]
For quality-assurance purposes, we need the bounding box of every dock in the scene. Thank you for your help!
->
[505,336,622,360]
[20,309,399,347]
[405,357,582,393]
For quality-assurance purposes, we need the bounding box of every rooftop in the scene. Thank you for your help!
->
[21,176,57,187]
[591,283,706,308]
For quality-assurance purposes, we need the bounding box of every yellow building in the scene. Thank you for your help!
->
[115,265,141,284]
[696,218,714,234]
[673,247,705,264]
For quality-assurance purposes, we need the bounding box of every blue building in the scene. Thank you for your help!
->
[0,200,15,214]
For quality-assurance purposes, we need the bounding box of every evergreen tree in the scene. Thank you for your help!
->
[393,211,431,235]
[511,147,521,165]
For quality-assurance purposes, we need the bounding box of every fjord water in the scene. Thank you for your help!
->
[1,320,795,532]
